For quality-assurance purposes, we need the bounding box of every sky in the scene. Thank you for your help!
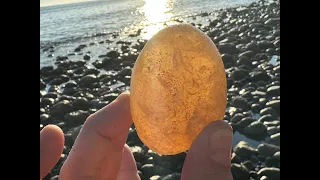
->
[40,0,94,7]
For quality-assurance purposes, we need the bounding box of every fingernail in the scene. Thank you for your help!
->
[209,129,232,167]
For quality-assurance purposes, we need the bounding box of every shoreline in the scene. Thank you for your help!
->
[40,0,280,179]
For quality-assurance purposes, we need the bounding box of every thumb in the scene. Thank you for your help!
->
[181,120,233,180]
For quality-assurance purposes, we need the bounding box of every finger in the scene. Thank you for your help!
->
[40,125,64,179]
[60,92,133,180]
[181,120,233,180]
[117,144,140,180]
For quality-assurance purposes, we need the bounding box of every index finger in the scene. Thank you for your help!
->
[60,92,133,180]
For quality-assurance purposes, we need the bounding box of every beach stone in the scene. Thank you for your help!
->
[257,143,280,157]
[267,86,280,96]
[150,175,161,180]
[64,81,78,88]
[231,163,250,180]
[266,133,280,146]
[40,80,46,90]
[79,74,97,88]
[267,126,280,135]
[234,141,257,157]
[41,66,54,76]
[50,100,73,117]
[161,173,181,180]
[64,110,90,127]
[72,97,89,110]
[265,156,279,168]
[102,93,118,102]
[251,103,261,113]
[231,96,249,110]
[273,151,280,160]
[130,146,147,162]
[84,68,100,76]
[40,114,52,125]
[141,164,167,179]
[231,113,245,123]
[257,167,280,180]
[41,98,55,107]
[42,92,58,99]
[231,69,249,81]
[258,114,274,122]
[266,100,280,114]
[231,153,241,164]
[235,117,254,128]
[218,43,239,54]
[250,71,270,82]
[49,175,59,180]
[83,53,91,60]
[260,107,278,118]
[243,160,255,171]
[243,121,267,136]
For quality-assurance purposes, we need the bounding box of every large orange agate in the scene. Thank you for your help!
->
[130,24,227,155]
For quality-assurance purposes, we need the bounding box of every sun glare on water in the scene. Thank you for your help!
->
[139,0,175,39]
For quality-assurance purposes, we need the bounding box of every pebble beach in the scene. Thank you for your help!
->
[40,0,280,179]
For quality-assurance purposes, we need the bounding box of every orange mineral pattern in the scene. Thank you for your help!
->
[130,24,227,155]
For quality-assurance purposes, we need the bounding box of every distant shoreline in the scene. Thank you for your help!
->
[40,0,97,8]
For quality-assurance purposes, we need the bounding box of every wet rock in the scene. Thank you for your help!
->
[251,103,261,113]
[41,97,55,107]
[106,50,120,58]
[231,163,250,180]
[273,151,280,160]
[130,146,147,162]
[218,43,240,54]
[231,153,242,164]
[50,100,73,118]
[102,93,119,102]
[266,133,280,146]
[40,79,46,90]
[141,164,167,179]
[231,96,249,110]
[250,71,270,82]
[40,114,52,125]
[267,86,280,96]
[257,143,280,157]
[84,68,100,76]
[231,69,249,81]
[243,121,267,136]
[266,126,280,135]
[79,74,97,88]
[243,160,255,171]
[64,110,90,127]
[263,121,280,127]
[266,100,280,115]
[64,81,78,88]
[260,107,278,118]
[72,97,89,110]
[83,53,91,60]
[43,92,58,99]
[257,167,280,180]
[161,173,181,180]
[231,113,245,123]
[235,117,254,129]
[234,141,257,157]
[258,115,274,122]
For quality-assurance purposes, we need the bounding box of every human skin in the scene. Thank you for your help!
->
[40,92,233,180]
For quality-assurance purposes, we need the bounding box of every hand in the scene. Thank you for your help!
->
[40,92,233,180]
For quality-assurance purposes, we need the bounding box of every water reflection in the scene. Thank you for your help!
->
[138,0,174,39]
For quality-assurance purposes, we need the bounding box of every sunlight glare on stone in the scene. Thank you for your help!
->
[139,0,174,40]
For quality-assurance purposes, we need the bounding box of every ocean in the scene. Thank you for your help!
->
[40,0,258,66]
